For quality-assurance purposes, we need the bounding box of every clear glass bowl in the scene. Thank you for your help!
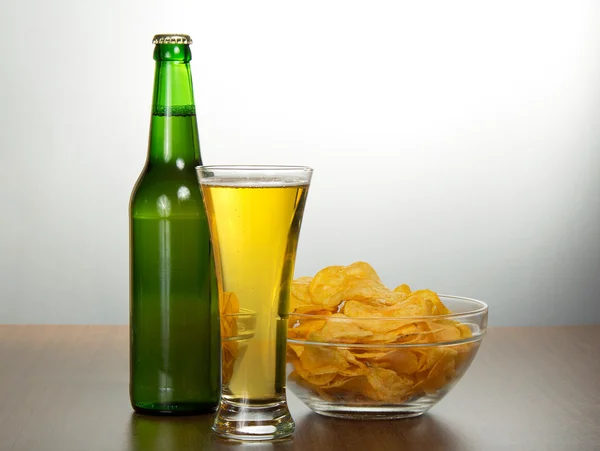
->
[286,295,488,420]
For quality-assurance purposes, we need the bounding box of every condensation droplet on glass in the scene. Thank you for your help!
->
[176,158,185,169]
[156,194,172,217]
[177,186,191,201]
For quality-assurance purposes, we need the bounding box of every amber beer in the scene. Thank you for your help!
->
[198,166,312,441]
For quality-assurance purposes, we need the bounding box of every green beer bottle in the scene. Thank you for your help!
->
[129,34,219,415]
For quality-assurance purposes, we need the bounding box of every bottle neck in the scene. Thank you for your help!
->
[148,44,200,166]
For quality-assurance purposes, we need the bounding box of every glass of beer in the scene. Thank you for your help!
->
[197,165,313,441]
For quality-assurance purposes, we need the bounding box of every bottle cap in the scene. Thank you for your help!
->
[152,34,192,45]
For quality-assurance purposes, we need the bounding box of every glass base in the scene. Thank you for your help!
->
[212,396,295,441]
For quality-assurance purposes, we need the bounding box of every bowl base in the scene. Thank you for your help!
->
[312,408,426,420]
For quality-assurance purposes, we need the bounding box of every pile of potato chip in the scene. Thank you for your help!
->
[287,262,477,404]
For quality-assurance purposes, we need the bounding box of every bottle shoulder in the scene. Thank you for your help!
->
[133,164,201,185]
[130,166,206,219]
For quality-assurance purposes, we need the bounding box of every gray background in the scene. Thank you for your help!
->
[1,0,598,326]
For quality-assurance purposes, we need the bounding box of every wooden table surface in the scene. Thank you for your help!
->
[0,325,598,451]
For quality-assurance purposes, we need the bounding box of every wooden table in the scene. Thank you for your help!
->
[0,325,598,451]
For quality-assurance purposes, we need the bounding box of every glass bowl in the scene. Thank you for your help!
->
[286,295,488,420]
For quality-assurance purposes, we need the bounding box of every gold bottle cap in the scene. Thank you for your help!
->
[152,34,192,45]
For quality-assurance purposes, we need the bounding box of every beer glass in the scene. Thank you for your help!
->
[197,165,313,440]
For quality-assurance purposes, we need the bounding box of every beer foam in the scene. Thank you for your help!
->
[201,177,309,187]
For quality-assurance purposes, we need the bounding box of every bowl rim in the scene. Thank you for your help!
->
[287,294,488,321]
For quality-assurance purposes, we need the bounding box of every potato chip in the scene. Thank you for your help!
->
[334,349,368,378]
[359,320,432,344]
[221,341,238,385]
[402,290,450,315]
[457,323,473,338]
[317,315,374,343]
[340,278,397,305]
[290,276,314,311]
[342,300,390,318]
[415,351,456,394]
[300,345,349,375]
[292,305,335,315]
[364,366,414,401]
[373,349,419,375]
[430,321,462,342]
[453,341,478,369]
[343,297,434,320]
[220,291,240,338]
[351,349,389,360]
[288,319,327,339]
[321,374,357,389]
[393,283,412,297]
[415,346,457,372]
[388,298,435,317]
[308,265,347,308]
[324,376,372,399]
[287,343,305,359]
[308,262,390,308]
[290,361,338,386]
[339,349,366,368]
[220,292,240,384]
[343,261,382,283]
